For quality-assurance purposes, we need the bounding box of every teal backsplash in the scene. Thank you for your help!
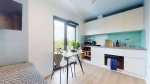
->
[81,35,96,45]
[108,31,146,48]
[141,29,146,48]
[81,31,146,48]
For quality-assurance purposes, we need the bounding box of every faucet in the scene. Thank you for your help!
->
[125,39,132,47]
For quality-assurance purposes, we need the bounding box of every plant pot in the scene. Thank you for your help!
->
[70,49,77,52]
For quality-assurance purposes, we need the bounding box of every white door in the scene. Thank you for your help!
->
[105,12,124,33]
[91,47,105,66]
[125,7,144,31]
[124,57,146,76]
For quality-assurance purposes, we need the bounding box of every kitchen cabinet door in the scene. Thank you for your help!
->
[105,48,124,56]
[92,18,105,34]
[105,13,124,33]
[125,7,144,31]
[84,22,94,35]
[124,49,146,59]
[91,47,105,66]
[83,18,105,35]
[124,57,145,76]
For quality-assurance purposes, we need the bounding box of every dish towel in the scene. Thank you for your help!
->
[110,59,118,71]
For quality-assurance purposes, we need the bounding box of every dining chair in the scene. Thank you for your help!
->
[69,50,83,77]
[57,48,74,76]
[69,55,78,77]
[51,53,67,84]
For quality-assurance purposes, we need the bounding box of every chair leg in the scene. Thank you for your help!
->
[51,71,54,79]
[74,63,76,77]
[70,64,73,78]
[51,66,56,79]
[60,69,61,84]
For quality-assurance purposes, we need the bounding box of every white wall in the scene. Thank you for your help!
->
[144,0,150,84]
[0,0,28,66]
[28,0,83,77]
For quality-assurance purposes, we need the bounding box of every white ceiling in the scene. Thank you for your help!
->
[48,0,144,20]
[47,0,83,19]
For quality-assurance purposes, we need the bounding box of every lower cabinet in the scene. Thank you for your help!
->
[124,57,146,76]
[91,47,104,66]
[105,48,124,56]
[90,47,146,77]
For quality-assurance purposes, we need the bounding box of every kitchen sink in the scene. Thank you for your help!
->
[123,46,142,49]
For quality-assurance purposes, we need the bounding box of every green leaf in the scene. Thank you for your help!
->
[70,40,80,50]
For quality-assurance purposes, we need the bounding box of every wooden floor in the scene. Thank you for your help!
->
[46,62,146,84]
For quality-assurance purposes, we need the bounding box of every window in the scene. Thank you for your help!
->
[53,16,78,51]
[54,20,65,51]
[67,25,76,50]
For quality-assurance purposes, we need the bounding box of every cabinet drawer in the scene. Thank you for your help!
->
[124,50,146,59]
[105,48,124,56]
[124,57,145,76]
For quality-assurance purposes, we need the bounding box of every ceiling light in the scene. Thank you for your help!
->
[92,0,96,4]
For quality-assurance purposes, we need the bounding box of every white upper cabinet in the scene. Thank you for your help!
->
[84,18,105,35]
[92,18,106,34]
[84,22,93,35]
[105,13,124,33]
[83,7,144,35]
[125,7,144,31]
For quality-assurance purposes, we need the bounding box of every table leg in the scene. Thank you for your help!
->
[77,54,84,74]
[66,58,69,84]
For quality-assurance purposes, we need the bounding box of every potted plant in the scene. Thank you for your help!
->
[70,40,80,52]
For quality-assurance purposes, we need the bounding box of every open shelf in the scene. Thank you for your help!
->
[82,56,91,61]
[83,55,91,57]
[81,46,91,61]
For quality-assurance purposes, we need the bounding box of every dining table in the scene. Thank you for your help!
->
[62,51,84,84]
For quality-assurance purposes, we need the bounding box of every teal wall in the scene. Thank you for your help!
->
[144,0,150,83]
[81,31,146,48]
[141,29,146,48]
[108,31,146,48]
[81,35,96,45]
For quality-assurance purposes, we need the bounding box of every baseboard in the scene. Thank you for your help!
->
[82,60,92,64]
[82,60,146,80]
[44,74,51,80]
[145,78,150,84]
[118,70,145,80]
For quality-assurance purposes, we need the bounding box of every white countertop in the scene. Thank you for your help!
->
[82,45,147,51]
